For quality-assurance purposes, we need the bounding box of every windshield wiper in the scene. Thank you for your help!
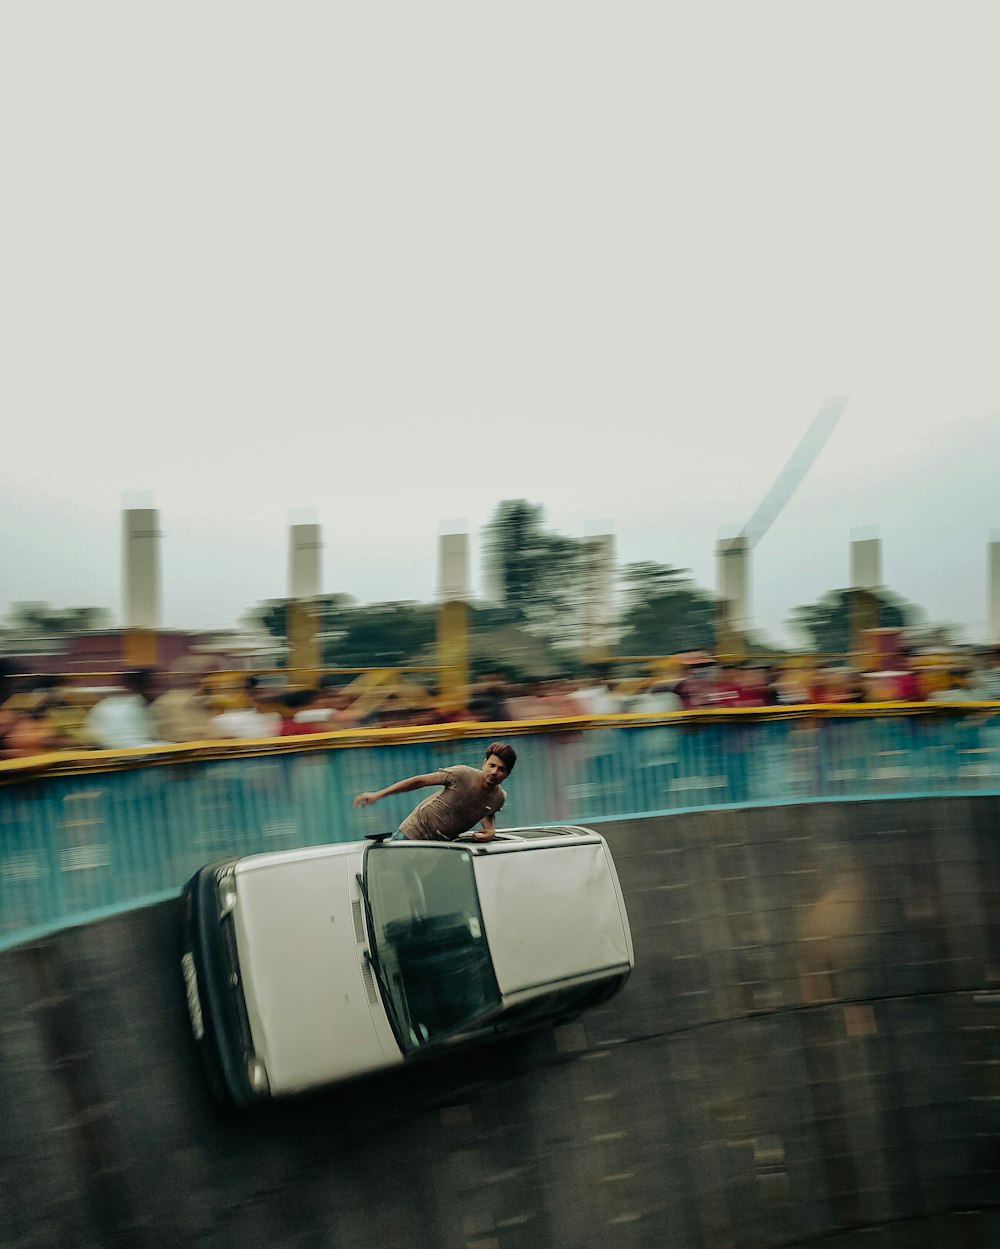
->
[424,999,505,1047]
[354,871,408,1047]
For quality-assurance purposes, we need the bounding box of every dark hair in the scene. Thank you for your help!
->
[0,658,25,700]
[485,741,517,773]
[123,667,156,695]
[283,688,317,711]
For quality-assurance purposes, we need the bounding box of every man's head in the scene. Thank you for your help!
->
[245,675,268,706]
[123,667,157,702]
[482,741,516,787]
[169,654,213,692]
[284,688,317,714]
[0,658,24,703]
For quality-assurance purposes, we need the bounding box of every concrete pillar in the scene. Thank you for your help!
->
[581,533,616,664]
[288,523,322,680]
[850,532,882,661]
[122,507,161,667]
[438,530,470,602]
[989,534,1000,644]
[850,536,882,590]
[289,523,322,600]
[437,531,469,711]
[716,536,750,659]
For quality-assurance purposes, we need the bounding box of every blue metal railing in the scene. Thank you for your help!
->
[2,710,999,949]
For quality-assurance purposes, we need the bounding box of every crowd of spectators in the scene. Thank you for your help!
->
[0,660,374,760]
[2,648,1000,761]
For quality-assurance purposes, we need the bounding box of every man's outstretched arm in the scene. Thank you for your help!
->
[352,771,447,808]
[471,813,497,842]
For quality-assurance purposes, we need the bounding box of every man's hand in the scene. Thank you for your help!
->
[472,819,496,842]
[352,773,445,811]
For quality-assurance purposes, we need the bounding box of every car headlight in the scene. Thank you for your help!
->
[217,869,238,918]
[247,1056,270,1095]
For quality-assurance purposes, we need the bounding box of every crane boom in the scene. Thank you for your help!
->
[741,394,849,549]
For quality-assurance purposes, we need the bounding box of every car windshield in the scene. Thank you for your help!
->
[364,844,501,1052]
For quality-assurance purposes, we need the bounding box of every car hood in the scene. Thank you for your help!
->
[232,845,401,1094]
[473,840,633,996]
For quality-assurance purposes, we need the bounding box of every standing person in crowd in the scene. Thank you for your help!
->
[624,679,682,713]
[0,659,25,758]
[1,703,66,757]
[151,657,219,743]
[288,676,360,729]
[352,742,516,843]
[212,675,282,739]
[278,688,327,734]
[467,673,513,722]
[929,668,979,701]
[676,657,724,708]
[762,666,783,706]
[84,668,165,750]
[0,680,79,758]
[773,666,811,706]
[894,648,923,701]
[972,647,1000,700]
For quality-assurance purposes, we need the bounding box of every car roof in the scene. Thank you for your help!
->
[372,825,604,854]
[232,825,603,871]
[472,836,631,994]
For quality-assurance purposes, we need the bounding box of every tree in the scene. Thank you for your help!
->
[617,562,717,654]
[3,602,112,635]
[788,588,918,655]
[251,599,291,644]
[244,596,437,671]
[322,600,438,669]
[482,500,586,640]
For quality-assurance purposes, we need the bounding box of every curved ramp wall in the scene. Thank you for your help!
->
[1,796,998,1249]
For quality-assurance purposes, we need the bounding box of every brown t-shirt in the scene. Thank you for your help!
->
[398,766,507,841]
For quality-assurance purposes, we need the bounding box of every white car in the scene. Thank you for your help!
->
[181,826,633,1106]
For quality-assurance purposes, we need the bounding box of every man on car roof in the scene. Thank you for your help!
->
[352,742,516,843]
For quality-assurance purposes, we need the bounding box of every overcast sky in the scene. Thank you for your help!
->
[3,2,999,647]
